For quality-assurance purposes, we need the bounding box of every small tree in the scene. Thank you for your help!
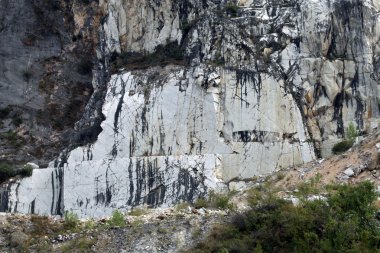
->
[345,122,358,141]
[107,210,126,227]
[64,211,79,229]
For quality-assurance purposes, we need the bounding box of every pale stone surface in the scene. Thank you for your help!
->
[2,0,380,217]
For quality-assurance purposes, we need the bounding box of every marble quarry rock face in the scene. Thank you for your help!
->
[1,0,380,217]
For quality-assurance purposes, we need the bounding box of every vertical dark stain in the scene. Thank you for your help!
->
[51,171,55,214]
[105,167,112,206]
[228,67,261,107]
[30,199,36,214]
[0,183,11,212]
[127,159,134,206]
[55,167,64,216]
[113,79,126,132]
[129,130,135,157]
[146,184,166,207]
[134,159,143,206]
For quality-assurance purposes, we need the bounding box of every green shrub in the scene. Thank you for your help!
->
[0,106,11,119]
[175,202,191,212]
[107,210,126,227]
[19,165,33,177]
[64,211,79,230]
[0,162,15,182]
[332,122,358,154]
[61,237,95,253]
[0,163,34,182]
[194,197,208,209]
[194,191,234,210]
[129,208,147,217]
[345,122,358,140]
[111,41,185,71]
[225,3,239,17]
[1,130,26,148]
[189,181,380,253]
[332,139,354,154]
[209,191,234,210]
[12,116,22,127]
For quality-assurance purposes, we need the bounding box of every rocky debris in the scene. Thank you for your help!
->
[271,130,380,189]
[343,168,355,177]
[0,206,230,253]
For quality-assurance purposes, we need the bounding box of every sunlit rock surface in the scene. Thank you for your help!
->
[1,0,380,217]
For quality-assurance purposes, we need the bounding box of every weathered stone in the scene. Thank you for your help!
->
[2,0,380,218]
[343,168,355,177]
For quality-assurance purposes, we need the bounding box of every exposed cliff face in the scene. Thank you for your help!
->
[0,0,101,165]
[1,0,380,217]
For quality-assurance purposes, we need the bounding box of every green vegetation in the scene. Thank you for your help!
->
[194,197,208,209]
[175,202,191,212]
[1,130,26,148]
[0,162,34,183]
[129,207,148,217]
[11,115,22,127]
[30,215,61,235]
[225,3,239,17]
[0,106,11,119]
[194,191,235,210]
[189,181,380,253]
[64,211,79,230]
[111,41,185,71]
[19,164,33,177]
[332,139,355,154]
[107,210,126,227]
[61,237,95,253]
[332,122,358,154]
[208,191,235,210]
[295,173,322,198]
[0,162,15,182]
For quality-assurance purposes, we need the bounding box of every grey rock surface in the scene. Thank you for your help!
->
[1,0,380,217]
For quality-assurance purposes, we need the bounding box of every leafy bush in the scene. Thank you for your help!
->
[0,163,33,183]
[209,191,234,210]
[0,106,11,119]
[332,122,358,154]
[345,122,358,140]
[111,41,185,71]
[19,164,33,177]
[12,116,23,127]
[30,215,62,235]
[175,202,191,212]
[194,191,234,210]
[61,237,95,253]
[1,130,26,148]
[332,139,354,154]
[64,211,79,230]
[107,210,126,227]
[129,207,147,217]
[189,181,380,253]
[194,197,208,209]
[225,3,239,17]
[0,162,15,182]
